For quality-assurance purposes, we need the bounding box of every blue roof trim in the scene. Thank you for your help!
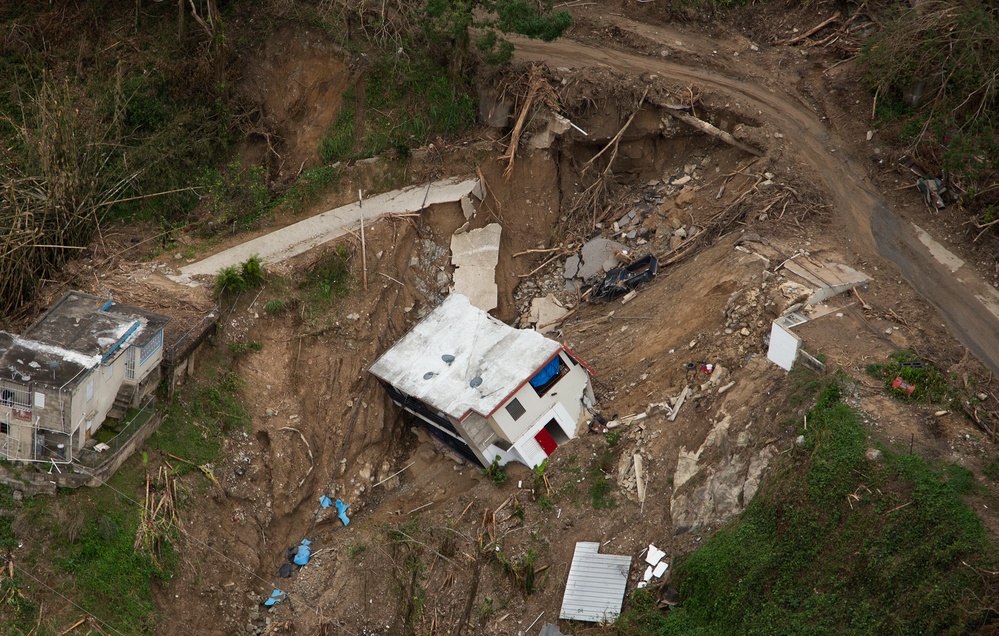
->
[100,298,113,311]
[101,321,140,363]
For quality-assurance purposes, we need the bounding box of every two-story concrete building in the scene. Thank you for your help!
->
[369,294,595,469]
[0,291,170,463]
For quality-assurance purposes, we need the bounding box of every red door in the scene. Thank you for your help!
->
[535,428,558,456]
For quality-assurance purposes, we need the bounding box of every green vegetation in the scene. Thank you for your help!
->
[985,456,999,482]
[148,363,250,470]
[492,546,542,597]
[319,58,476,164]
[280,165,341,216]
[861,1,998,190]
[865,349,960,405]
[198,160,272,235]
[423,0,571,66]
[617,378,997,634]
[484,456,509,486]
[0,573,39,635]
[302,246,354,310]
[264,298,287,314]
[229,340,263,356]
[0,3,240,314]
[215,255,266,295]
[348,543,367,558]
[588,449,617,509]
[55,504,172,633]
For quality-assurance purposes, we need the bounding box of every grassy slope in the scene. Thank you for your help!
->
[619,376,997,634]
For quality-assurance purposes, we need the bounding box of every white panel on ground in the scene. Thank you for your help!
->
[767,320,801,371]
[559,542,632,623]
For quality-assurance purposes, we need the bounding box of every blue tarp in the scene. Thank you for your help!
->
[319,495,333,509]
[264,589,286,606]
[293,539,311,566]
[529,356,560,388]
[336,499,350,527]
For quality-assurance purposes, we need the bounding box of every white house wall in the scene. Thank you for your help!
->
[489,353,591,443]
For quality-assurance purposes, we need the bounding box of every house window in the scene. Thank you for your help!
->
[140,329,163,365]
[505,398,526,421]
[529,356,569,397]
[86,379,94,402]
[0,421,8,435]
[0,383,30,409]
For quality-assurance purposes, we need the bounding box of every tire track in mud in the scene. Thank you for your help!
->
[513,35,999,376]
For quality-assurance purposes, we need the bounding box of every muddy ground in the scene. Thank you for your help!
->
[9,1,999,634]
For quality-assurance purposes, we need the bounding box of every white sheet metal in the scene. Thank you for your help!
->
[559,542,632,623]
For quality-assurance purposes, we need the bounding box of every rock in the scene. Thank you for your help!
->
[671,175,692,186]
[579,237,627,281]
[675,227,688,239]
[865,448,883,462]
[564,255,580,279]
[12,490,22,502]
[345,313,360,321]
[795,435,806,448]
[265,408,276,417]
[740,327,750,336]
[675,187,697,207]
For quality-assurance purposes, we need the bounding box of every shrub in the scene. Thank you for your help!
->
[264,298,286,314]
[215,255,266,295]
[484,456,508,486]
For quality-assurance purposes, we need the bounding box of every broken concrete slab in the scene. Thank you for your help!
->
[173,177,480,285]
[564,255,580,279]
[528,112,573,149]
[460,195,477,221]
[578,238,627,282]
[529,294,565,334]
[451,223,502,312]
[782,256,871,305]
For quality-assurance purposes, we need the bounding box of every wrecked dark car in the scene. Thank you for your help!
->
[591,254,659,301]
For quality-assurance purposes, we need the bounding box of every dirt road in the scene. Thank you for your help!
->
[513,31,999,375]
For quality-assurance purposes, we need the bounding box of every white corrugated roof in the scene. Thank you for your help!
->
[560,542,632,623]
[368,294,560,420]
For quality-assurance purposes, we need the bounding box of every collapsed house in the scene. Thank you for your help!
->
[767,256,871,371]
[0,291,170,463]
[369,294,595,468]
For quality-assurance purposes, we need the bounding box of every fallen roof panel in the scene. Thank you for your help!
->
[560,542,632,623]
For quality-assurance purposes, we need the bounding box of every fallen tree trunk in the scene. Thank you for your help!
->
[667,110,763,157]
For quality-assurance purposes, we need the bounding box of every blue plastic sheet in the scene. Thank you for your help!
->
[336,499,350,527]
[293,539,311,566]
[264,589,286,606]
[319,495,333,509]
[529,357,560,388]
